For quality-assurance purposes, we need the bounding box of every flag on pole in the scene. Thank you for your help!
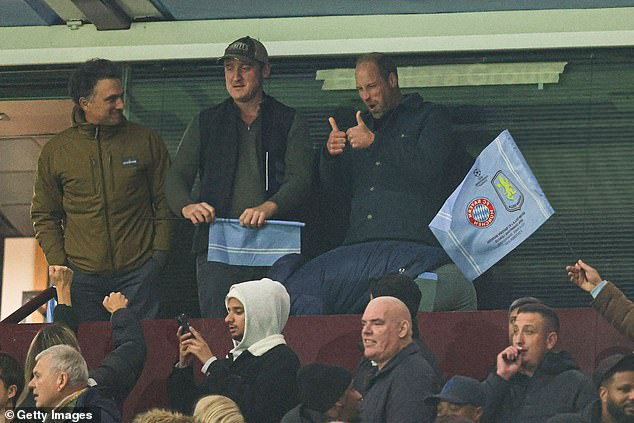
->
[429,130,554,281]
[208,218,304,266]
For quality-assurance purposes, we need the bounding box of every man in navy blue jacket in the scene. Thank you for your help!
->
[359,296,436,422]
[279,53,471,315]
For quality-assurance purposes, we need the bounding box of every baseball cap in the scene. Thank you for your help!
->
[593,353,634,388]
[297,363,352,413]
[220,36,269,65]
[424,375,486,407]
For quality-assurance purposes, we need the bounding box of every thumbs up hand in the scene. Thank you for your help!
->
[346,111,375,150]
[326,117,347,156]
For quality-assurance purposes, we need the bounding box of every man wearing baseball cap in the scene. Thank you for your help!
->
[166,36,314,317]
[425,376,486,422]
[281,363,362,423]
[547,353,634,423]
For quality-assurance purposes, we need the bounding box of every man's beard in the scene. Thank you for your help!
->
[607,397,634,423]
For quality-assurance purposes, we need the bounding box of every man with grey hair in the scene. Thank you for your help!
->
[29,345,120,422]
[359,296,436,422]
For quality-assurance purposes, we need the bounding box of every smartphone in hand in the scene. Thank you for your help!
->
[176,313,191,335]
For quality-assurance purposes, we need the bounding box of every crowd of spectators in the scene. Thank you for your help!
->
[2,35,632,423]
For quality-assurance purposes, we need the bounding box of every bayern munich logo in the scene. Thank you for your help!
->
[466,198,496,228]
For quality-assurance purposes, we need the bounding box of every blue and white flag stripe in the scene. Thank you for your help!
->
[208,218,304,267]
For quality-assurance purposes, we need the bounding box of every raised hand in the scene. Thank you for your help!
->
[50,265,74,305]
[496,345,524,380]
[326,117,347,156]
[565,259,602,293]
[178,325,214,368]
[102,292,128,314]
[346,111,375,150]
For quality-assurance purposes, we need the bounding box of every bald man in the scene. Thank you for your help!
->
[359,296,437,422]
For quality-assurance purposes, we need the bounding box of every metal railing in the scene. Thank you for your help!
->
[0,286,56,324]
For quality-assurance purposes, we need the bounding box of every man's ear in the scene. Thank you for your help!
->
[57,372,69,392]
[78,97,90,112]
[388,72,398,88]
[546,331,558,350]
[262,63,271,79]
[599,385,608,403]
[7,384,17,400]
[398,320,410,338]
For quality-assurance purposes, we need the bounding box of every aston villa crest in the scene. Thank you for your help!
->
[492,170,524,212]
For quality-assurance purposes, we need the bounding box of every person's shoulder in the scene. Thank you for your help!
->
[555,367,592,384]
[77,387,121,418]
[401,94,450,119]
[200,97,234,115]
[123,120,160,136]
[43,127,79,149]
[267,343,300,359]
[260,344,301,369]
[392,344,435,376]
[38,128,82,162]
[263,94,294,110]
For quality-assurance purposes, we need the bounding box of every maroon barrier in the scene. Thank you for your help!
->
[0,308,631,422]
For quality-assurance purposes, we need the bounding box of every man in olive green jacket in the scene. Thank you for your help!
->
[31,58,171,322]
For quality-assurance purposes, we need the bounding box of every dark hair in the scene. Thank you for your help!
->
[356,53,398,81]
[68,58,121,105]
[517,303,560,333]
[369,273,421,338]
[0,352,24,408]
[508,296,542,314]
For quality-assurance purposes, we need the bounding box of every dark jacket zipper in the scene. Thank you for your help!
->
[95,127,116,271]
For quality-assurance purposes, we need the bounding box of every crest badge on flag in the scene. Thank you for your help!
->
[429,130,554,281]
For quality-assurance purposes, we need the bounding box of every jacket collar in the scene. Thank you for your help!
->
[71,105,125,140]
[363,93,424,131]
[374,342,420,378]
[511,350,580,383]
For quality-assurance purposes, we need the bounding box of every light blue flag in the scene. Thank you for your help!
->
[208,218,304,266]
[429,130,554,281]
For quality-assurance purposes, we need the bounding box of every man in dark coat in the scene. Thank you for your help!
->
[481,303,596,422]
[277,52,472,316]
[281,363,361,423]
[29,345,120,423]
[359,296,436,422]
[547,353,634,423]
[354,273,442,395]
